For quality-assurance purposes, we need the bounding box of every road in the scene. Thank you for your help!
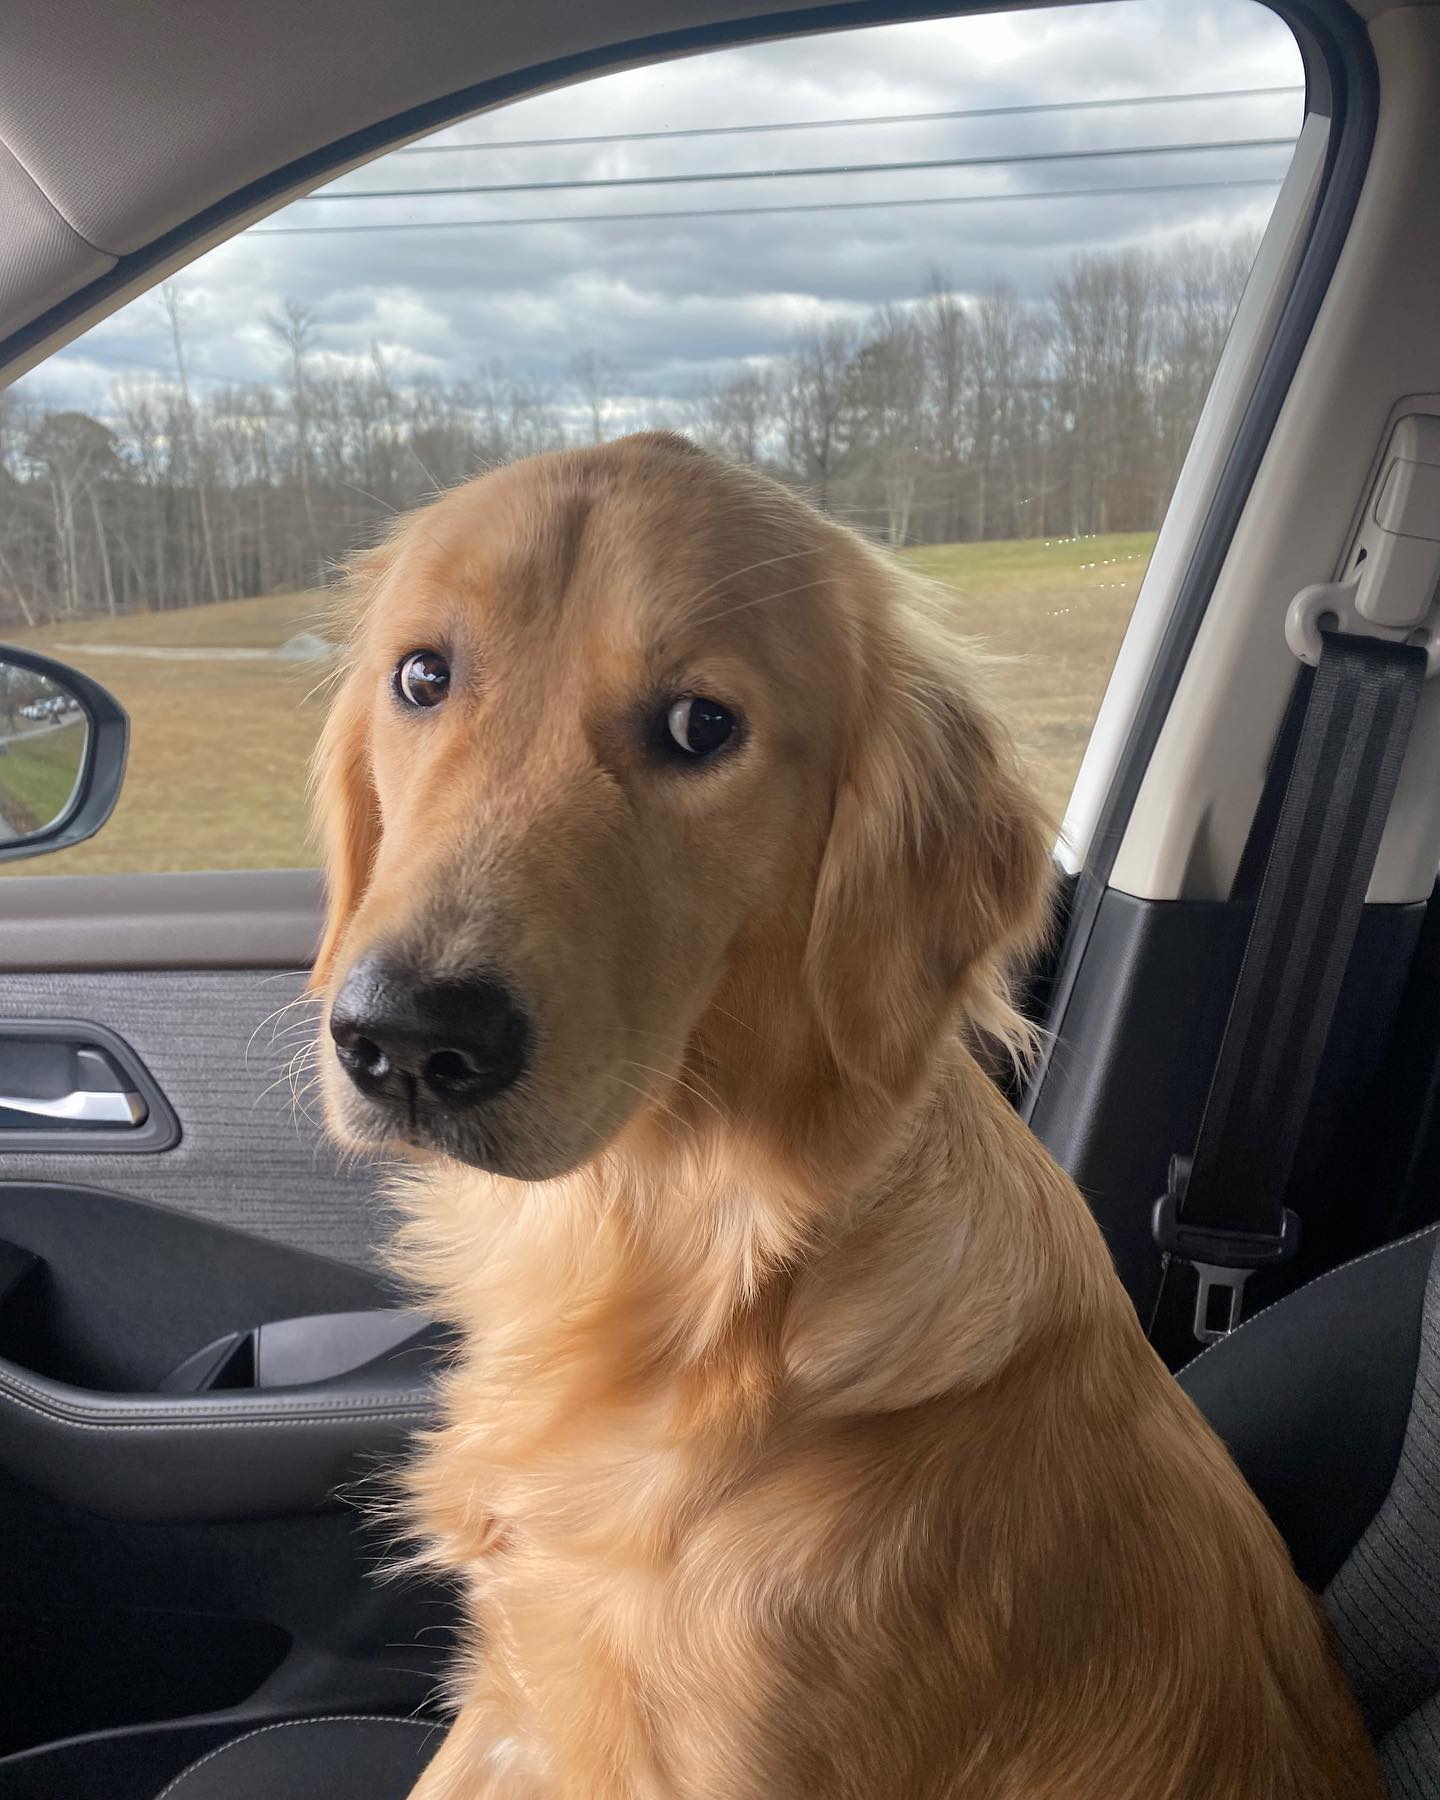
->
[0,715,77,746]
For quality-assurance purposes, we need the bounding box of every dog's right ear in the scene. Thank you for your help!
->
[309,675,379,993]
[309,551,389,992]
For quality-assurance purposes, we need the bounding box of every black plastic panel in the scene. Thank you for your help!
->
[0,1185,441,1523]
[0,1469,456,1796]
[0,1184,393,1391]
[1029,893,1424,1319]
[0,1605,291,1757]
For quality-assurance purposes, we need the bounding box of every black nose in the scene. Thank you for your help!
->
[329,954,528,1111]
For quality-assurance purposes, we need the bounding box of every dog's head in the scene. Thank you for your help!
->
[311,433,1050,1179]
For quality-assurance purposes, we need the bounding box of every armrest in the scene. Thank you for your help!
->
[0,1326,439,1523]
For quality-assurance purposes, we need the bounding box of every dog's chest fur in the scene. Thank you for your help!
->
[393,1113,1380,1800]
[418,1343,782,1795]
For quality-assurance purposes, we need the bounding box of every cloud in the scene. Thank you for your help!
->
[15,0,1303,421]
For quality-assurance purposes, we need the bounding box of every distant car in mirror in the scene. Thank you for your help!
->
[0,648,127,864]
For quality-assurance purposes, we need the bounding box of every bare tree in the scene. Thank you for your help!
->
[163,283,222,605]
[921,270,974,540]
[0,232,1262,628]
[780,321,857,512]
[24,412,120,615]
[568,349,618,445]
[847,306,925,545]
[268,297,320,572]
[690,365,777,466]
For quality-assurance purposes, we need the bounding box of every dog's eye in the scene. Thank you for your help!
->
[665,697,736,759]
[395,650,450,709]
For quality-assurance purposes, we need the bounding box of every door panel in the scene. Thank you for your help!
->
[0,961,379,1267]
[0,870,321,969]
[0,880,446,1793]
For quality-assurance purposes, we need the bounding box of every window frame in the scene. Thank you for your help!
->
[0,0,1370,924]
[1021,0,1377,1116]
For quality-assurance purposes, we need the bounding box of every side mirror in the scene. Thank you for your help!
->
[0,647,128,865]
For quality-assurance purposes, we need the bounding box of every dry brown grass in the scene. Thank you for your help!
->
[5,533,1150,876]
[12,592,330,874]
[907,532,1151,823]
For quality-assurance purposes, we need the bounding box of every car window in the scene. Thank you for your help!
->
[0,0,1303,875]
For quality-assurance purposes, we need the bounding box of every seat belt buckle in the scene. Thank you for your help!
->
[1152,1166,1300,1346]
[1186,1263,1252,1345]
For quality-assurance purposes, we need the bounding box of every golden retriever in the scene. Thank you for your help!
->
[311,432,1379,1799]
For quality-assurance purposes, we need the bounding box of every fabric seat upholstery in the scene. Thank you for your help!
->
[156,1713,443,1799]
[1179,1225,1435,1590]
[1182,1223,1440,1796]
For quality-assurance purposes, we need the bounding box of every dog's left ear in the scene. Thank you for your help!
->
[804,587,1053,1093]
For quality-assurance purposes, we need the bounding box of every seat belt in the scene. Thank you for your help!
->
[1148,627,1425,1361]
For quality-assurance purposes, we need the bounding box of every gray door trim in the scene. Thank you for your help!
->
[0,870,322,971]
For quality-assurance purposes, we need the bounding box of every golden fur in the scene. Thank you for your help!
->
[311,433,1379,1798]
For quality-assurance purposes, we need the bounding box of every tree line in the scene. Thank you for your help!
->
[0,234,1254,629]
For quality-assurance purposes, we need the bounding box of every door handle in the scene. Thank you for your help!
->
[0,1039,149,1132]
[0,1021,177,1151]
[0,1087,146,1126]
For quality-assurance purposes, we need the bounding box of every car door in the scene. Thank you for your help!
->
[0,0,1397,1789]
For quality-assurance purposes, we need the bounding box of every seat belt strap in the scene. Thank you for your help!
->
[1149,629,1424,1357]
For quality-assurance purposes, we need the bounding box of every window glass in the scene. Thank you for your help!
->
[0,0,1303,874]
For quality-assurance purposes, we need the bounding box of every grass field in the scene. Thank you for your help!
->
[906,532,1152,819]
[5,533,1152,876]
[0,720,87,836]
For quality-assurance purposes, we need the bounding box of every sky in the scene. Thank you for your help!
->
[14,0,1304,425]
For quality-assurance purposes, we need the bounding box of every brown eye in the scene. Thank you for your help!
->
[395,650,450,709]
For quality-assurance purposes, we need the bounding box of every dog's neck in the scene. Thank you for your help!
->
[395,1022,1115,1466]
